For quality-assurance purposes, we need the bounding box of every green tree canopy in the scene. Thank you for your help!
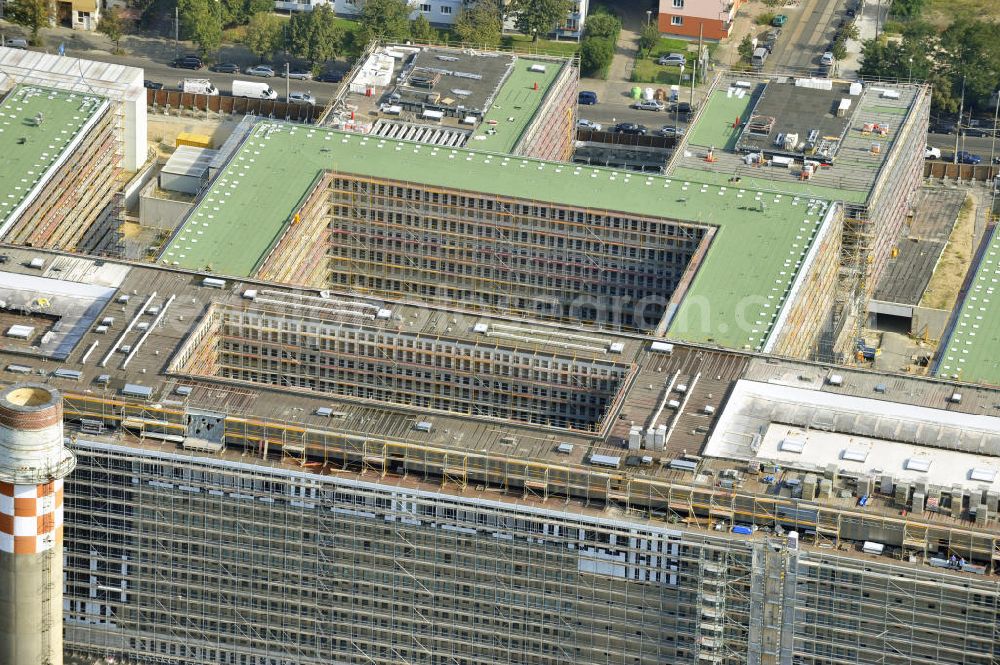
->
[243,11,282,61]
[409,13,434,43]
[579,36,613,77]
[638,21,659,54]
[584,13,620,40]
[358,0,411,46]
[737,35,753,63]
[289,4,341,64]
[178,0,223,55]
[454,0,501,48]
[508,0,571,41]
[97,6,125,51]
[6,0,51,45]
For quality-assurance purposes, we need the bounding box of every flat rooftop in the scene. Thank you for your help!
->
[395,49,515,117]
[872,187,963,307]
[468,57,563,153]
[0,85,106,236]
[673,75,923,206]
[161,120,834,351]
[735,79,855,158]
[1,246,999,536]
[935,222,1000,386]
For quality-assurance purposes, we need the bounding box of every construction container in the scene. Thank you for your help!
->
[176,132,213,149]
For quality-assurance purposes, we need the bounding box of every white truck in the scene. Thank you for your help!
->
[181,78,218,95]
[232,79,277,100]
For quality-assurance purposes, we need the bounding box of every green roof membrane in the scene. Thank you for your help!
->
[162,121,833,351]
[936,224,1000,386]
[469,58,563,153]
[686,88,756,152]
[0,85,105,235]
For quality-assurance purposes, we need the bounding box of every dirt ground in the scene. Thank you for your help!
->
[146,114,241,157]
[920,193,975,311]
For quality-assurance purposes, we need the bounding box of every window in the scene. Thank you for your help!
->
[441,5,452,13]
[420,3,431,10]
[674,0,684,5]
[671,15,683,25]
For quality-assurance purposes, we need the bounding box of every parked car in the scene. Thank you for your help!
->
[245,65,275,78]
[287,69,313,80]
[210,62,240,74]
[657,53,686,66]
[577,119,602,132]
[171,55,204,70]
[924,145,941,159]
[578,90,598,105]
[143,80,164,90]
[287,91,316,105]
[672,102,694,117]
[612,123,648,135]
[956,151,982,165]
[315,71,343,83]
[930,118,957,134]
[632,99,665,112]
[771,14,788,26]
[762,30,780,52]
[820,52,834,66]
[4,38,28,49]
[657,125,685,137]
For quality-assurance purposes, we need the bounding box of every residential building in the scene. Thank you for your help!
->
[657,0,741,40]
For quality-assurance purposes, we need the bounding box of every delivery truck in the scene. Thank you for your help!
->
[232,79,278,100]
[181,78,218,95]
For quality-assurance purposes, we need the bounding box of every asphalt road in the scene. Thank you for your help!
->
[576,102,691,132]
[765,0,852,75]
[59,45,346,104]
[927,131,1000,162]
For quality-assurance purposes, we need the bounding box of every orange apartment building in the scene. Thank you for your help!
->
[657,0,742,40]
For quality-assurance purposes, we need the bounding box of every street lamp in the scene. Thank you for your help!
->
[990,88,999,168]
[646,10,652,26]
[908,57,913,83]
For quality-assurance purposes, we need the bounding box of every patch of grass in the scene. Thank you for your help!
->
[925,0,1000,27]
[650,37,691,57]
[501,34,580,57]
[756,11,777,25]
[920,194,975,311]
[222,25,247,43]
[631,59,686,85]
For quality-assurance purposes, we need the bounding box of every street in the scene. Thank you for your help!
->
[765,0,853,75]
[927,131,1000,163]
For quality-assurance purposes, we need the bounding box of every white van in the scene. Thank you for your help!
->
[182,78,218,95]
[752,47,768,69]
[232,79,277,100]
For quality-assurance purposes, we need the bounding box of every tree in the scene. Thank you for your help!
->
[831,37,848,62]
[454,0,501,48]
[179,0,223,55]
[579,36,613,77]
[889,0,925,20]
[358,0,411,46]
[638,21,659,54]
[97,6,125,53]
[243,12,282,61]
[737,35,754,63]
[6,0,51,46]
[288,4,341,64]
[941,20,1000,109]
[584,13,620,40]
[508,0,571,41]
[220,0,273,26]
[410,14,434,43]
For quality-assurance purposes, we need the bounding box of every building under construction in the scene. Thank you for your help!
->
[669,73,931,361]
[0,49,146,256]
[0,248,988,664]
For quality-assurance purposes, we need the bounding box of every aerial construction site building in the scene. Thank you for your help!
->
[0,49,990,665]
[0,246,981,665]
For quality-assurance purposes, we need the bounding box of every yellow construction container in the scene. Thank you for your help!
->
[176,133,213,149]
